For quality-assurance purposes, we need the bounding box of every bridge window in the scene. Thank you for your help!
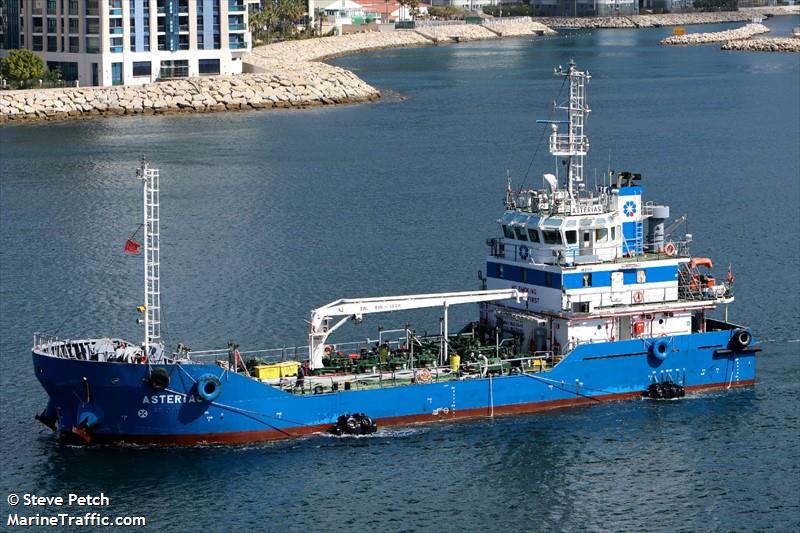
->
[502,225,514,239]
[565,230,577,244]
[528,229,540,242]
[514,226,528,241]
[596,227,608,243]
[542,230,562,245]
[611,226,617,241]
[545,272,553,287]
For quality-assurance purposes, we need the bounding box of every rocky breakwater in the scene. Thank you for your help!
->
[413,24,498,43]
[722,37,800,53]
[244,30,432,64]
[632,11,760,28]
[661,23,770,45]
[0,62,378,123]
[533,16,636,29]
[480,19,558,38]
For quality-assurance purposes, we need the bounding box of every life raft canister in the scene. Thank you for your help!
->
[196,374,222,402]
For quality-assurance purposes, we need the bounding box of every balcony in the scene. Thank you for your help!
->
[110,27,123,35]
[109,8,123,16]
[110,46,123,53]
[229,41,247,49]
[228,2,246,12]
[228,23,246,31]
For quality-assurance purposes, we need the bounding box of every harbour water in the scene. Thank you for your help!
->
[1,17,798,531]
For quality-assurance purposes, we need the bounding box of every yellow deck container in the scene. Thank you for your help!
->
[449,354,461,371]
[254,361,300,380]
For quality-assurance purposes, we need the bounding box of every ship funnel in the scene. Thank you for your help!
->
[543,173,558,193]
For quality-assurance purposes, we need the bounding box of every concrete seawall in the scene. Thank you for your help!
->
[661,23,770,45]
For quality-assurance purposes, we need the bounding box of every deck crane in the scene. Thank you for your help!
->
[308,289,528,369]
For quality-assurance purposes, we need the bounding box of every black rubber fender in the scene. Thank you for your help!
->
[730,329,752,351]
[148,368,170,390]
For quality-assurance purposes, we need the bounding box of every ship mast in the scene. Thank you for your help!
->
[137,158,161,357]
[550,60,591,198]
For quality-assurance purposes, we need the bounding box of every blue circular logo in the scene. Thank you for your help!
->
[623,200,637,218]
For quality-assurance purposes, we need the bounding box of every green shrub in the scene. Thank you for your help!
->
[0,49,45,83]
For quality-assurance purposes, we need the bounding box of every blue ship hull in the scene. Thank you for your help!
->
[33,326,757,445]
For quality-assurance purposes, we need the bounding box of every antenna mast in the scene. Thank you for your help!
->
[550,60,591,198]
[137,158,162,356]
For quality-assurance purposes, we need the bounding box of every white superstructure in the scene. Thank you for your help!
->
[480,61,734,356]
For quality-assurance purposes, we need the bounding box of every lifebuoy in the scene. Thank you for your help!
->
[664,242,677,257]
[416,368,432,384]
[633,290,644,303]
[196,374,222,402]
[650,339,670,361]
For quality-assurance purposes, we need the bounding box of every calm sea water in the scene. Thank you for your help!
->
[1,17,798,532]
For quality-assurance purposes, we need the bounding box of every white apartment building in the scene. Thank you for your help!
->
[14,0,257,87]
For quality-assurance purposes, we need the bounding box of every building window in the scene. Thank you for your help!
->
[85,36,99,53]
[68,18,79,34]
[47,17,56,33]
[69,36,79,52]
[198,59,220,75]
[47,35,57,51]
[32,17,43,33]
[32,35,43,50]
[159,60,189,79]
[46,0,56,14]
[110,37,124,53]
[69,0,79,15]
[132,61,151,77]
[86,18,99,34]
[85,0,99,16]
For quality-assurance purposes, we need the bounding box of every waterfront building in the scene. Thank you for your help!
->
[3,0,258,87]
